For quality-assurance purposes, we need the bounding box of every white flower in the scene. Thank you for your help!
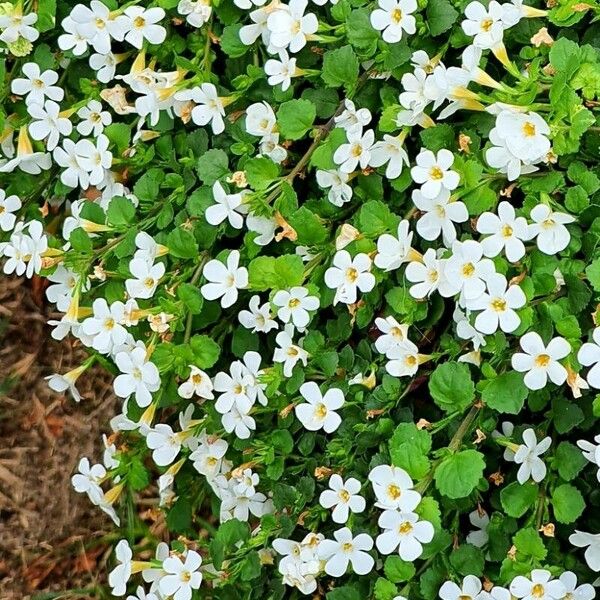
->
[319,474,366,523]
[159,550,203,600]
[267,0,318,54]
[70,0,128,53]
[46,363,87,403]
[201,250,248,308]
[178,83,227,135]
[108,540,133,597]
[11,63,64,106]
[206,181,248,229]
[273,325,309,377]
[123,6,166,49]
[559,571,595,600]
[578,328,600,388]
[511,332,570,390]
[514,428,551,484]
[376,510,434,561]
[82,298,127,354]
[222,404,256,439]
[400,68,429,112]
[385,339,425,378]
[476,201,530,262]
[440,575,489,600]
[178,366,214,400]
[466,273,526,334]
[59,17,89,56]
[444,240,495,304]
[28,100,72,151]
[368,464,421,511]
[334,128,375,173]
[245,102,276,137]
[570,531,600,572]
[405,248,452,299]
[114,346,161,408]
[247,213,278,245]
[370,134,410,179]
[190,432,228,478]
[370,0,417,43]
[178,0,212,27]
[265,50,298,91]
[334,99,372,134]
[238,295,278,333]
[77,134,113,186]
[411,149,460,199]
[316,169,353,206]
[413,188,468,247]
[77,100,112,137]
[374,220,414,272]
[0,127,51,175]
[318,528,374,576]
[0,8,39,43]
[486,128,538,181]
[126,259,165,299]
[374,316,409,356]
[324,250,376,305]
[71,457,105,503]
[147,424,182,466]
[500,111,551,163]
[461,1,505,49]
[466,509,489,547]
[510,570,566,600]
[214,361,255,415]
[0,190,21,232]
[90,52,118,83]
[53,139,90,189]
[295,381,344,433]
[528,204,575,255]
[272,286,319,330]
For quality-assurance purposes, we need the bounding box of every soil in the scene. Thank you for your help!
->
[0,277,118,599]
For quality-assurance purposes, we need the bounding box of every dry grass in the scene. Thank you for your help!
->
[0,277,119,599]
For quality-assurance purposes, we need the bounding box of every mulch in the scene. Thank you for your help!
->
[0,277,119,599]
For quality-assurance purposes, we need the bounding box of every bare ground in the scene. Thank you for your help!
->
[0,277,119,599]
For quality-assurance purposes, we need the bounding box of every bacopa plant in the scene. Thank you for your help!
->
[2,0,600,597]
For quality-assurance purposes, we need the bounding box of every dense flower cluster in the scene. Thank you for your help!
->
[1,0,600,598]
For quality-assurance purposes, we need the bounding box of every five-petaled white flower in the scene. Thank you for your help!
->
[295,381,345,433]
[528,204,575,255]
[201,250,248,308]
[324,250,376,305]
[578,328,600,389]
[319,474,366,523]
[513,428,551,484]
[375,510,434,561]
[510,569,566,600]
[272,286,319,330]
[159,550,203,600]
[368,464,421,511]
[370,0,418,43]
[511,332,571,390]
[411,149,460,199]
[318,528,375,576]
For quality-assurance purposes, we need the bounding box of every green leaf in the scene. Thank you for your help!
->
[245,156,280,190]
[327,588,360,600]
[133,168,164,202]
[513,528,547,560]
[321,45,359,92]
[277,99,316,141]
[166,497,192,533]
[288,207,328,245]
[419,124,455,152]
[389,423,432,479]
[450,544,485,577]
[248,255,305,291]
[346,8,379,55]
[221,24,249,57]
[429,362,475,413]
[586,258,600,291]
[384,556,416,583]
[482,372,528,414]
[500,481,538,518]
[427,0,459,36]
[37,0,57,31]
[555,442,588,481]
[106,197,135,227]
[374,577,398,600]
[189,335,220,369]
[167,228,198,259]
[552,397,584,433]
[196,149,229,185]
[357,200,400,237]
[552,483,585,524]
[434,450,485,499]
[177,283,203,314]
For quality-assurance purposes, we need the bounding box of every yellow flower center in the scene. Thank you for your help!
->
[339,489,351,502]
[133,16,146,28]
[95,17,106,29]
[532,584,545,598]
[346,267,359,283]
[192,373,203,385]
[481,18,493,31]
[427,269,439,283]
[430,166,444,180]
[387,483,402,500]
[391,8,403,23]
[535,353,551,367]
[342,542,354,552]
[351,144,363,157]
[522,121,536,137]
[462,262,475,277]
[144,277,155,288]
[501,224,513,238]
[405,355,417,367]
[315,402,328,419]
[104,317,115,330]
[288,298,301,308]
[399,521,413,534]
[491,298,507,312]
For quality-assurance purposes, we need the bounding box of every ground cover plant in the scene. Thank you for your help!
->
[1,0,600,598]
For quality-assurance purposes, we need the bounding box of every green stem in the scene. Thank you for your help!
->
[183,252,209,344]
